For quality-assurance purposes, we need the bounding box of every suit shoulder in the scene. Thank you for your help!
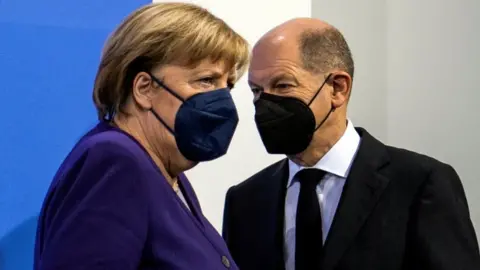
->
[81,130,148,162]
[45,130,154,216]
[385,144,452,175]
[231,159,287,192]
[60,130,153,176]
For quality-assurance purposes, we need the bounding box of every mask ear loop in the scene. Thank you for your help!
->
[307,73,332,106]
[150,109,174,134]
[147,72,185,102]
[146,72,183,134]
[314,107,335,131]
[306,73,335,131]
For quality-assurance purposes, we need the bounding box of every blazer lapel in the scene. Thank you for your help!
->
[321,128,391,270]
[255,158,289,270]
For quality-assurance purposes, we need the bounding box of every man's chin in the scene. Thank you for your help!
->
[287,154,307,166]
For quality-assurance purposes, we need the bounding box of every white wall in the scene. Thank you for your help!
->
[153,0,312,231]
[314,0,480,236]
[312,0,388,142]
[386,0,480,234]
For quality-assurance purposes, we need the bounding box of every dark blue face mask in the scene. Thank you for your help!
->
[148,73,239,162]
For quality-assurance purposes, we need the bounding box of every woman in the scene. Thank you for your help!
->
[33,3,249,270]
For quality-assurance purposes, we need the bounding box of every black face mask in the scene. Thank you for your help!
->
[254,74,334,155]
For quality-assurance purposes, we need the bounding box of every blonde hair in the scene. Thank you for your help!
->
[93,2,250,120]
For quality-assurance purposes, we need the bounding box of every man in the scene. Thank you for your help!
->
[222,18,480,270]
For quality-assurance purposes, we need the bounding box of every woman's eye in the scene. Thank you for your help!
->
[199,77,215,86]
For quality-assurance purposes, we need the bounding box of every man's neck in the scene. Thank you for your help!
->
[290,119,348,167]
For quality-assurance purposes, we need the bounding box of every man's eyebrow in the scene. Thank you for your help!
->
[248,73,298,88]
[270,73,298,85]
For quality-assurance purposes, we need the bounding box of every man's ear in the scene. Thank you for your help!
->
[331,72,352,109]
[132,71,155,110]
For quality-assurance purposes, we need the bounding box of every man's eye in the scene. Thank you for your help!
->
[251,88,261,94]
[275,83,292,89]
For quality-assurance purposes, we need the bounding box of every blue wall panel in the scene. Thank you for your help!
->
[0,1,150,269]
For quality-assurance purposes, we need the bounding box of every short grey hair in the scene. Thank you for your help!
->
[299,27,354,78]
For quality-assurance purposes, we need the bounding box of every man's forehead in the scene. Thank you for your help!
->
[252,32,298,55]
[249,52,302,84]
[248,18,332,86]
[250,40,300,73]
[248,61,300,86]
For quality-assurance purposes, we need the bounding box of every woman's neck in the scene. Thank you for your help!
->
[112,116,178,187]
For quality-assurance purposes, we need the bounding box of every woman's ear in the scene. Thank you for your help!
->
[132,72,155,110]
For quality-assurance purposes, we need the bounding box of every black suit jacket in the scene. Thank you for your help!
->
[223,128,480,270]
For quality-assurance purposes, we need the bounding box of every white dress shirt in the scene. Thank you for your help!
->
[176,188,191,211]
[284,120,361,270]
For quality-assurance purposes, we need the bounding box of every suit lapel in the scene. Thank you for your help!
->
[321,128,391,270]
[256,158,289,270]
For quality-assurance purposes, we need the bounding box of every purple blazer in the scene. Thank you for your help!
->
[34,122,238,270]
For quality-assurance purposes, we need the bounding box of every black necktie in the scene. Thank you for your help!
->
[295,168,326,270]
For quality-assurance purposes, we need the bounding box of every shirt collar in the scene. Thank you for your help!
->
[287,119,361,187]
